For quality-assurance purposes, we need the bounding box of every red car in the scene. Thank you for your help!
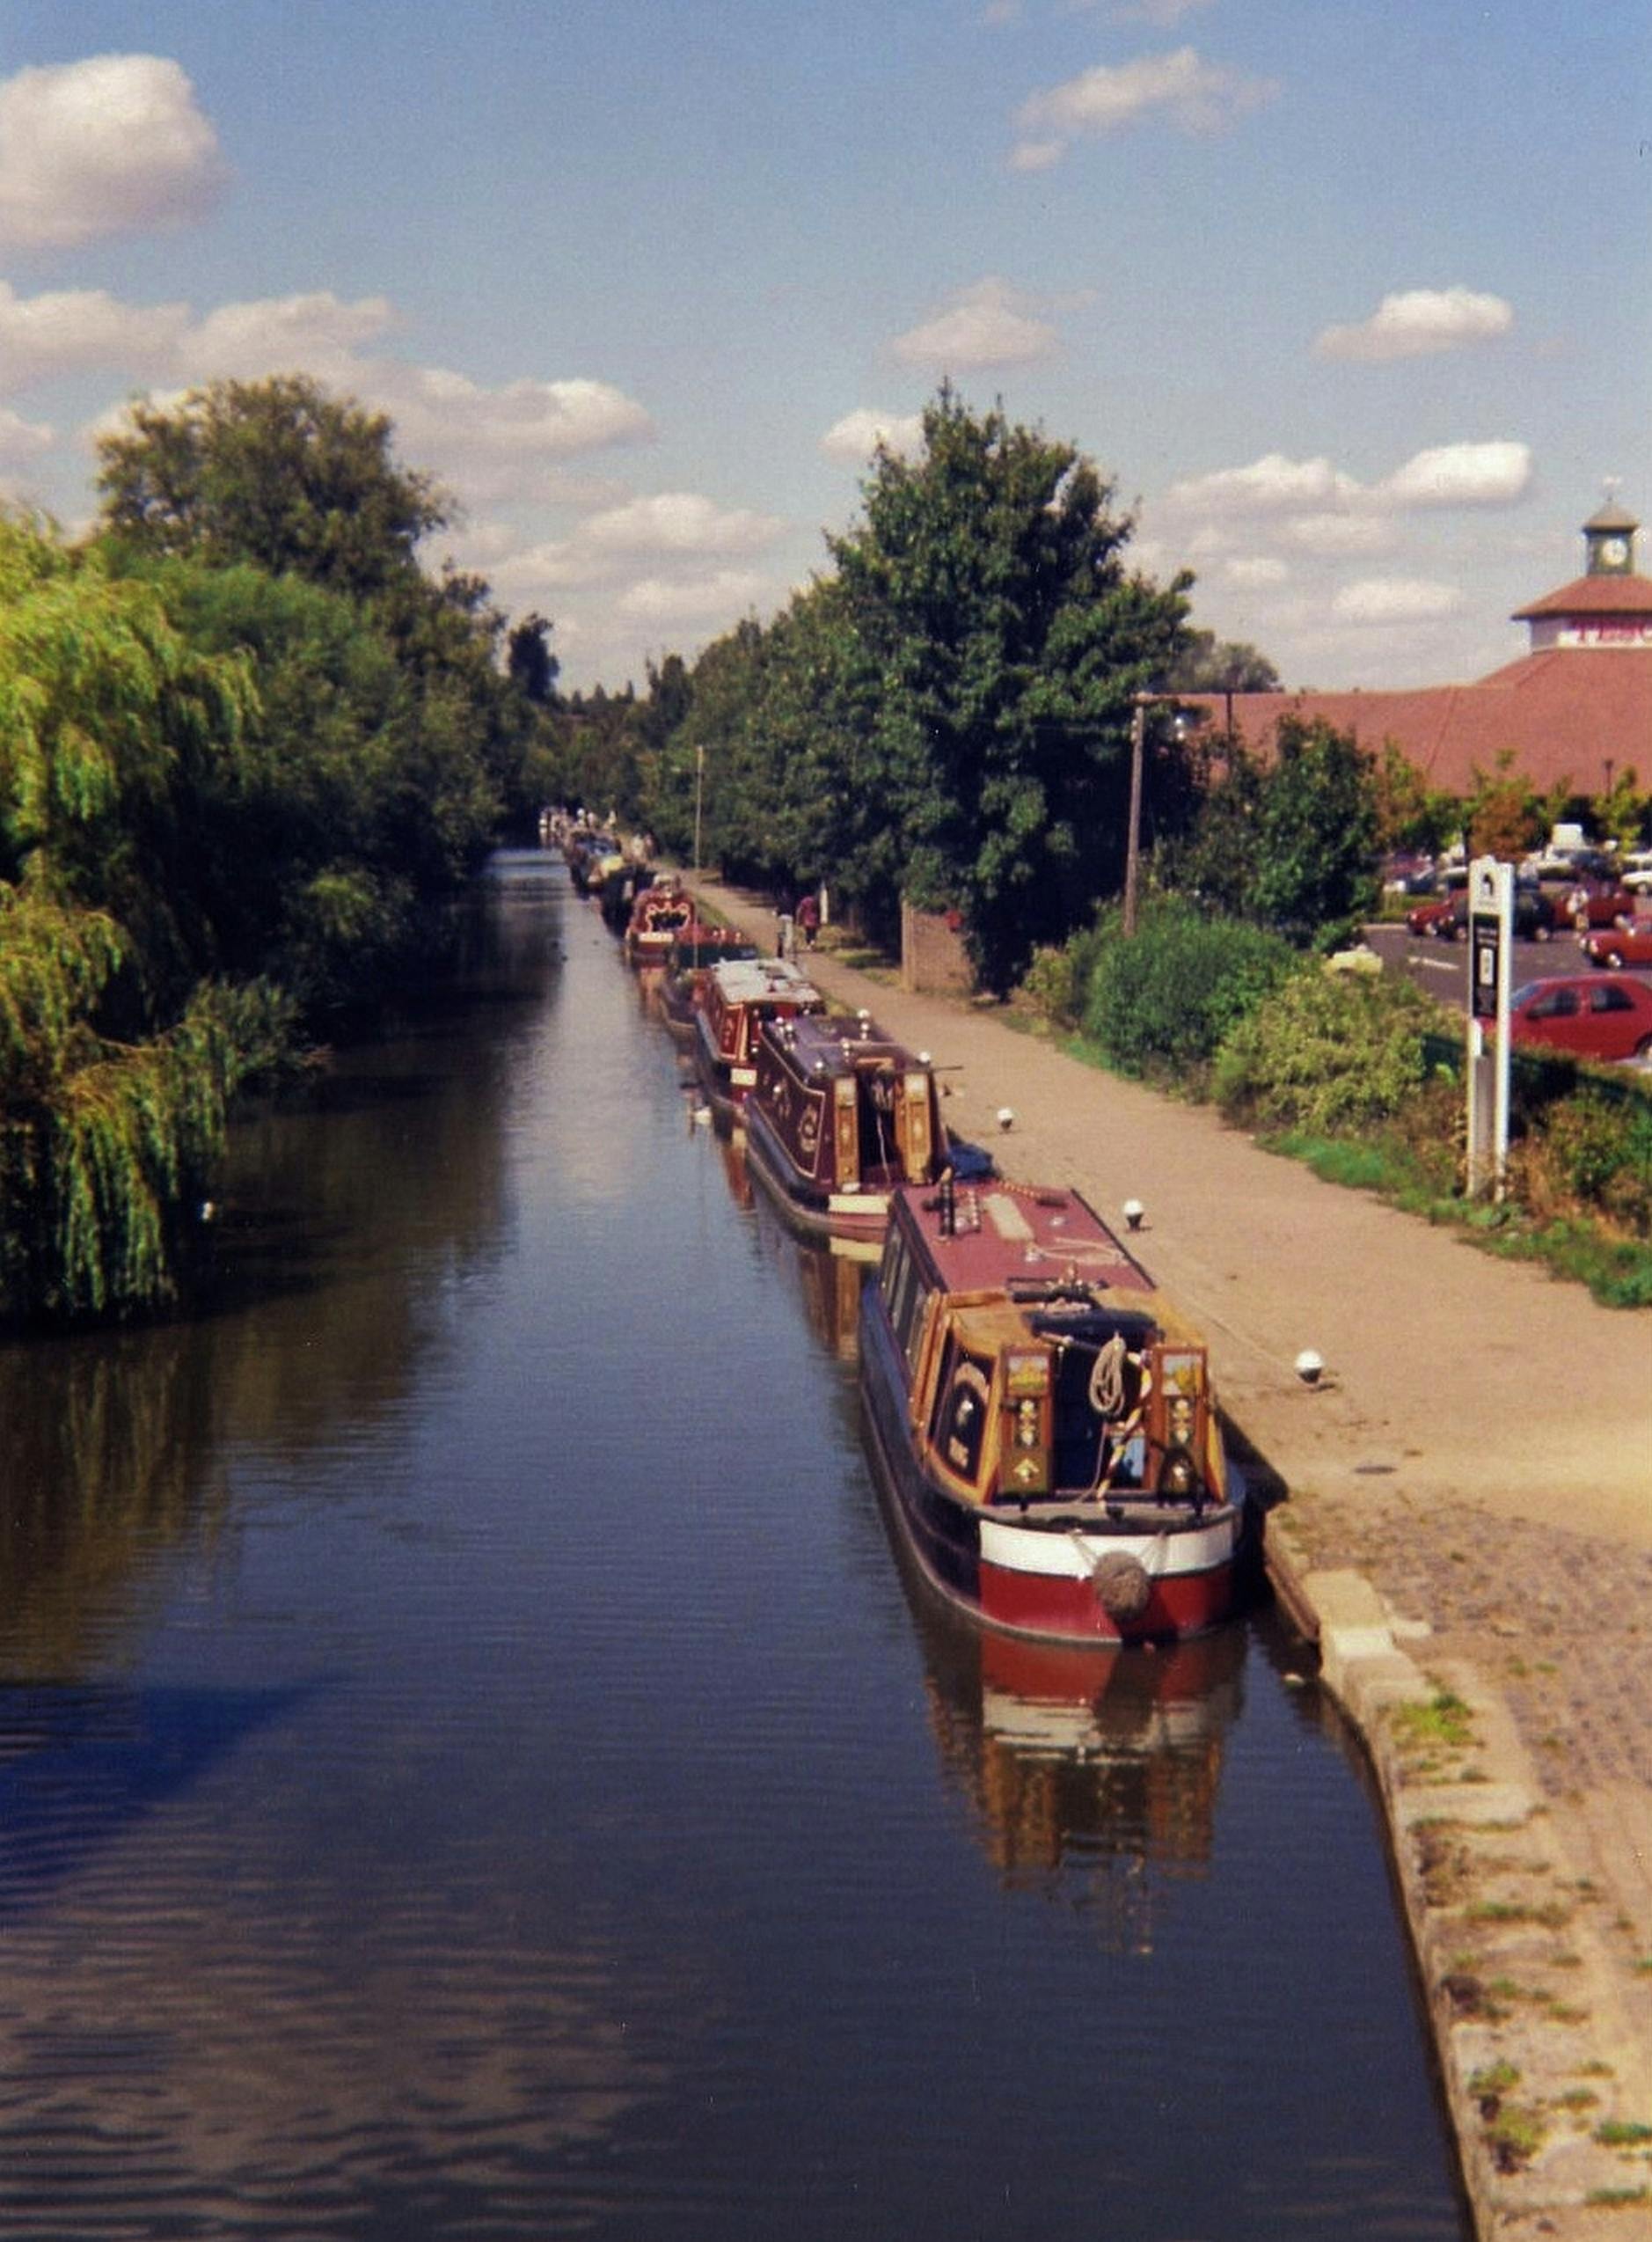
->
[1582,923,1652,971]
[1507,973,1652,1062]
[1406,896,1457,937]
[1565,880,1636,931]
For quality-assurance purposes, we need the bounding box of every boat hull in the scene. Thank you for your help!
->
[859,1303,1241,1645]
[742,1103,891,1246]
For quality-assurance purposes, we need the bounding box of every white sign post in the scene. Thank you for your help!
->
[1465,856,1513,1198]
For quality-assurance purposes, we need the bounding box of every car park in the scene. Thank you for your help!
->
[1506,973,1652,1063]
[1581,923,1652,971]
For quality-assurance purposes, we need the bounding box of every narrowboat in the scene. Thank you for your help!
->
[742,1009,947,1249]
[622,876,694,965]
[689,956,824,1125]
[859,1179,1245,1645]
[658,926,761,1044]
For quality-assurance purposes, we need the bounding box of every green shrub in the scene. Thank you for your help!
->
[1016,912,1112,1031]
[1084,903,1297,1081]
[1212,965,1444,1132]
[1522,1088,1652,1238]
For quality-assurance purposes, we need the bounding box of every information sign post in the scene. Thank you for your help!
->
[1465,856,1513,1198]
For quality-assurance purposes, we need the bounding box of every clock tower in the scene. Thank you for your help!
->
[1583,495,1637,576]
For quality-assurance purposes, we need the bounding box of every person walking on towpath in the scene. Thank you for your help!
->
[795,890,821,950]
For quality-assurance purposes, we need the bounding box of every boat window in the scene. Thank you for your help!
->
[880,1232,930,1368]
[929,1337,993,1485]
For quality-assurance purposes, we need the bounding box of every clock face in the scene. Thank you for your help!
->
[1601,536,1629,566]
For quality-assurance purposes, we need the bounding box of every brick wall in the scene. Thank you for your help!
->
[901,899,975,994]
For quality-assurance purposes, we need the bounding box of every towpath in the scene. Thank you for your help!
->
[687,876,1652,2238]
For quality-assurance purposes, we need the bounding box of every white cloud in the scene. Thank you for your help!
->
[186,291,401,381]
[578,492,781,556]
[1167,452,1360,516]
[1332,578,1466,625]
[1012,46,1279,165]
[486,494,785,596]
[1167,440,1532,523]
[1281,512,1396,556]
[893,276,1061,370]
[1100,1,1217,22]
[1316,286,1514,363]
[0,403,54,460]
[0,54,227,249]
[820,407,925,464]
[1008,138,1066,172]
[0,281,191,392]
[1378,440,1531,509]
[615,569,771,623]
[1222,555,1289,588]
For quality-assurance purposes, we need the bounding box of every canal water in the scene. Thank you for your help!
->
[0,853,1467,2240]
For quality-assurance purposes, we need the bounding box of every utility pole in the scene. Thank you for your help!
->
[692,744,705,876]
[1123,695,1148,936]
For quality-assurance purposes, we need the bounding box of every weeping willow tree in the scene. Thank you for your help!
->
[0,514,262,1323]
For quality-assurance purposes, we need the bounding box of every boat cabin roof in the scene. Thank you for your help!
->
[669,927,758,968]
[705,956,824,1011]
[890,1180,1153,1303]
[762,1010,922,1076]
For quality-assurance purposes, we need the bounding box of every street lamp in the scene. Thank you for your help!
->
[1123,692,1187,937]
[692,743,705,876]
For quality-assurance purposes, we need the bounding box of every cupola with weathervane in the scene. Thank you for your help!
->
[1512,489,1652,650]
[1583,494,1637,575]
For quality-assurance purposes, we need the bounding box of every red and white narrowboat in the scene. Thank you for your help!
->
[742,1010,947,1249]
[622,876,695,966]
[859,1179,1246,1646]
[689,956,825,1125]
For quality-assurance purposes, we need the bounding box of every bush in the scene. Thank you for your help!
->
[1212,966,1446,1133]
[1016,913,1112,1031]
[1513,1087,1652,1239]
[1084,903,1297,1081]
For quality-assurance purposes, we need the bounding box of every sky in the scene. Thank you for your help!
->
[0,0,1647,694]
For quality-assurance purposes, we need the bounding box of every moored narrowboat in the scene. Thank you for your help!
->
[658,926,761,1043]
[742,1009,947,1249]
[622,876,694,965]
[690,956,824,1125]
[859,1180,1245,1646]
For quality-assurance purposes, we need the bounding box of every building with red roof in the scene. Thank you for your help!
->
[1181,502,1652,801]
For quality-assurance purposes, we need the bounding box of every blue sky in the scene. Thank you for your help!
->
[0,1,1647,692]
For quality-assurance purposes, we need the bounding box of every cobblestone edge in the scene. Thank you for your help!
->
[1264,1513,1652,2239]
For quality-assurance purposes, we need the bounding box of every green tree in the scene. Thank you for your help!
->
[1372,740,1460,856]
[1247,714,1380,941]
[96,374,450,600]
[829,388,1192,991]
[1162,628,1280,693]
[1465,751,1557,861]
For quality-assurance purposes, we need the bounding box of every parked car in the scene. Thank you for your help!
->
[1619,850,1652,896]
[1406,895,1458,938]
[1564,879,1636,931]
[1581,923,1652,971]
[1506,973,1652,1063]
[1443,882,1564,942]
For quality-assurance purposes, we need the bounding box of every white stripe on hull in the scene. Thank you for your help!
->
[977,1513,1237,1581]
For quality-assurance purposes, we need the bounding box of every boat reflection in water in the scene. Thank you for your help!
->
[747,1151,866,1363]
[732,1210,1246,1956]
[888,1488,1246,1952]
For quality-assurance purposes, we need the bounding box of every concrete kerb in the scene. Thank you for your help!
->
[1267,1513,1652,2238]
